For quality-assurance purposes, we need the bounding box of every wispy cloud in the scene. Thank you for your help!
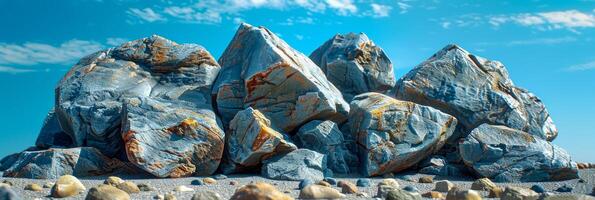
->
[566,60,595,71]
[0,40,104,66]
[106,37,128,46]
[396,2,410,14]
[325,0,357,15]
[279,17,315,26]
[127,8,166,23]
[0,65,36,74]
[370,3,392,17]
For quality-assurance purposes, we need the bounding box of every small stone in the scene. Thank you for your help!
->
[591,186,594,195]
[191,190,222,200]
[317,180,331,187]
[386,188,422,200]
[137,183,155,191]
[403,185,419,193]
[299,179,314,190]
[299,184,345,199]
[555,184,572,193]
[231,182,292,200]
[379,178,400,188]
[400,175,415,182]
[164,193,177,200]
[471,178,497,191]
[323,177,337,185]
[203,178,217,185]
[191,179,204,186]
[488,187,503,198]
[1,180,13,186]
[85,184,130,200]
[446,187,482,200]
[377,185,398,198]
[435,180,455,192]
[213,174,227,180]
[530,185,546,193]
[104,176,125,186]
[51,175,86,198]
[43,182,54,188]
[174,185,194,192]
[154,194,164,200]
[501,186,539,200]
[230,181,238,186]
[356,178,371,187]
[419,176,434,183]
[116,182,140,194]
[423,191,445,199]
[0,184,19,200]
[340,181,358,194]
[24,183,43,192]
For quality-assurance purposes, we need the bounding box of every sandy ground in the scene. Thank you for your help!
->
[2,169,593,199]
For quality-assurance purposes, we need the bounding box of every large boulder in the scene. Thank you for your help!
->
[35,109,73,149]
[349,92,457,176]
[310,33,396,101]
[294,120,356,174]
[262,149,329,181]
[395,44,557,141]
[1,147,122,179]
[55,35,222,158]
[221,107,297,174]
[459,124,578,182]
[212,23,349,132]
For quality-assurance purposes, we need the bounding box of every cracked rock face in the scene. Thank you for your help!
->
[310,33,396,101]
[459,124,578,182]
[212,23,349,132]
[395,44,557,141]
[1,147,123,179]
[349,92,457,177]
[35,108,73,149]
[222,107,297,174]
[262,149,329,181]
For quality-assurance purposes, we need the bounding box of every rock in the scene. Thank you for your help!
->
[202,178,216,185]
[399,175,415,182]
[154,194,164,200]
[542,194,595,200]
[377,185,397,198]
[299,179,314,190]
[2,147,122,179]
[488,187,503,198]
[164,193,176,200]
[403,185,419,193]
[0,184,19,200]
[51,175,86,198]
[56,35,222,161]
[356,178,371,187]
[230,182,293,200]
[418,156,464,176]
[85,184,130,200]
[419,176,433,183]
[1,180,13,187]
[395,44,557,141]
[459,124,579,182]
[556,184,572,193]
[43,182,54,188]
[191,190,222,200]
[349,92,457,176]
[423,191,445,199]
[24,183,43,192]
[137,183,155,191]
[592,186,594,196]
[294,120,355,174]
[116,182,140,194]
[262,149,328,181]
[222,107,297,174]
[309,32,396,101]
[316,181,331,187]
[435,180,455,192]
[340,181,358,194]
[470,178,497,191]
[213,174,227,180]
[501,186,539,200]
[530,185,545,193]
[191,179,204,186]
[299,184,345,199]
[212,23,349,132]
[323,177,337,185]
[379,179,399,188]
[446,187,482,200]
[173,185,194,192]
[386,188,422,200]
[35,109,73,149]
[104,176,124,186]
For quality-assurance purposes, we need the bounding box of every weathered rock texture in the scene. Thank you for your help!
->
[395,44,557,141]
[212,23,349,132]
[459,124,578,182]
[349,92,457,176]
[35,109,72,149]
[262,149,328,181]
[1,147,122,179]
[310,33,396,101]
[222,107,297,174]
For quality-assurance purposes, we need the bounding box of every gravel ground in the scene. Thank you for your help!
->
[2,169,593,199]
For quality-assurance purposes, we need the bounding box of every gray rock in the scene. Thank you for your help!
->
[395,44,557,141]
[262,149,328,181]
[348,92,457,176]
[0,184,20,200]
[418,156,465,176]
[222,107,297,174]
[212,23,349,132]
[459,124,578,182]
[35,109,73,149]
[294,120,356,174]
[55,35,222,160]
[386,188,422,200]
[1,147,122,179]
[191,190,222,200]
[309,33,396,101]
[501,186,539,200]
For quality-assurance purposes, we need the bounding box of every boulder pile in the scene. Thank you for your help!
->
[0,23,579,182]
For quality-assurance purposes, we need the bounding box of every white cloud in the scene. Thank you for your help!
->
[106,37,129,46]
[280,17,315,25]
[566,60,595,71]
[476,37,578,46]
[127,8,166,23]
[489,10,595,31]
[396,2,410,14]
[0,40,104,66]
[441,21,451,29]
[0,65,35,74]
[325,0,357,15]
[371,3,392,17]
[163,6,222,24]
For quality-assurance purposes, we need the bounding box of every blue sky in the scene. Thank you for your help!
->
[0,0,594,162]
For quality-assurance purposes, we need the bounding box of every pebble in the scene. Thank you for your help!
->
[377,185,397,198]
[555,184,572,193]
[138,183,156,191]
[24,183,43,192]
[502,186,539,200]
[530,184,546,193]
[299,179,314,190]
[446,187,482,200]
[191,190,222,200]
[323,177,337,185]
[299,184,345,199]
[51,175,86,198]
[356,178,371,187]
[488,187,503,198]
[116,181,141,194]
[419,176,434,183]
[434,180,454,192]
[317,180,331,187]
[423,191,445,199]
[164,193,177,200]
[202,178,217,185]
[386,188,422,200]
[471,178,497,191]
[403,185,419,193]
[174,185,194,192]
[43,182,54,188]
[104,176,125,186]
[229,181,238,186]
[154,194,164,200]
[379,178,400,188]
[230,182,292,200]
[213,174,227,180]
[85,184,130,200]
[191,179,204,186]
[0,184,19,200]
[340,181,358,194]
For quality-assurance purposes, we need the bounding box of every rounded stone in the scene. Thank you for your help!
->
[104,176,125,186]
[213,174,227,180]
[530,185,546,193]
[230,182,292,200]
[323,177,337,185]
[356,179,371,187]
[555,185,572,193]
[446,187,482,200]
[423,191,445,199]
[116,182,140,194]
[85,184,130,200]
[174,185,194,192]
[340,181,358,194]
[502,186,539,200]
[419,176,433,183]
[191,179,204,186]
[471,178,497,191]
[386,188,422,200]
[403,185,419,193]
[24,183,43,192]
[51,175,86,198]
[191,190,222,200]
[202,178,217,185]
[434,180,455,192]
[137,183,155,191]
[299,184,345,199]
